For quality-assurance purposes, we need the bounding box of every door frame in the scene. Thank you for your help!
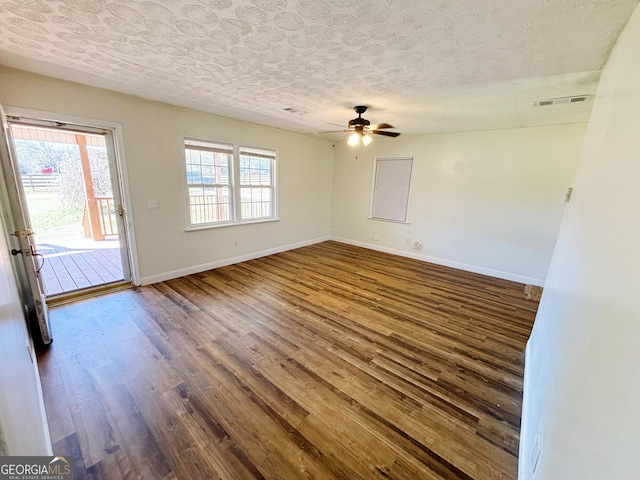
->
[5,106,141,287]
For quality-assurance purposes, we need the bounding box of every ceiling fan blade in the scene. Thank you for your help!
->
[317,129,351,134]
[372,130,401,137]
[369,123,394,130]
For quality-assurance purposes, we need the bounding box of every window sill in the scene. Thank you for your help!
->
[185,217,280,232]
[368,217,411,224]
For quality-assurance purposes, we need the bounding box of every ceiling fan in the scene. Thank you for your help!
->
[322,106,401,147]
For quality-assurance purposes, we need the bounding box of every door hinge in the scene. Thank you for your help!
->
[117,204,124,218]
[565,187,574,203]
[12,229,33,238]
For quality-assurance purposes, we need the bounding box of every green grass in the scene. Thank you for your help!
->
[24,190,82,234]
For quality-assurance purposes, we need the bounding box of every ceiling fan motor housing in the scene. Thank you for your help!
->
[349,106,370,128]
[349,117,370,127]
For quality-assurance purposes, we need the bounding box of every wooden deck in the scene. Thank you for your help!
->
[38,241,539,479]
[37,239,123,296]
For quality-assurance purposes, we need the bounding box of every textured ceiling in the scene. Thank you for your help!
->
[0,0,638,138]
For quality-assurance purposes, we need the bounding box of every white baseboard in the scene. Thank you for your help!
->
[139,236,330,285]
[519,340,533,480]
[330,236,545,286]
[141,235,545,287]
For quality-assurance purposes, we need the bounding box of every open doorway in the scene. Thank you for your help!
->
[8,122,131,298]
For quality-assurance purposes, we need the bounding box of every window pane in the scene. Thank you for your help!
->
[239,154,273,188]
[219,165,229,184]
[201,165,214,184]
[186,141,232,184]
[200,151,215,165]
[239,155,250,185]
[240,186,273,220]
[185,150,199,164]
[189,186,204,197]
[189,184,231,225]
[186,165,202,184]
[239,167,248,184]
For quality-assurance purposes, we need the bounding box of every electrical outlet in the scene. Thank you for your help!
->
[405,238,411,244]
[373,235,379,242]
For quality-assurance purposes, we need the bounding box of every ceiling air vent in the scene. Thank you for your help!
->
[534,95,592,107]
[283,107,307,115]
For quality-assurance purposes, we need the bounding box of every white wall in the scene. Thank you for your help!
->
[331,125,585,285]
[520,4,640,479]
[0,194,51,455]
[0,67,334,284]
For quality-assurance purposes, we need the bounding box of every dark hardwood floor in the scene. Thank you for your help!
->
[37,241,538,479]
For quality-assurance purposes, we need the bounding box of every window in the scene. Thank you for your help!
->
[370,157,413,223]
[185,139,232,225]
[239,146,275,220]
[184,138,276,228]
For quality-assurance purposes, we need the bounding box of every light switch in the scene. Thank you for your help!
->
[147,199,159,209]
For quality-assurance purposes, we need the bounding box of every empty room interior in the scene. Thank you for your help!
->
[1,1,640,479]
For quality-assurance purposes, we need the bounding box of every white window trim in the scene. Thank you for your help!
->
[183,135,278,231]
[185,217,280,232]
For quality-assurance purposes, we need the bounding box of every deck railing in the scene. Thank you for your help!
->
[96,196,118,237]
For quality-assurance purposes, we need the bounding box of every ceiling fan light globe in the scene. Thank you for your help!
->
[347,133,360,147]
[362,134,373,146]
